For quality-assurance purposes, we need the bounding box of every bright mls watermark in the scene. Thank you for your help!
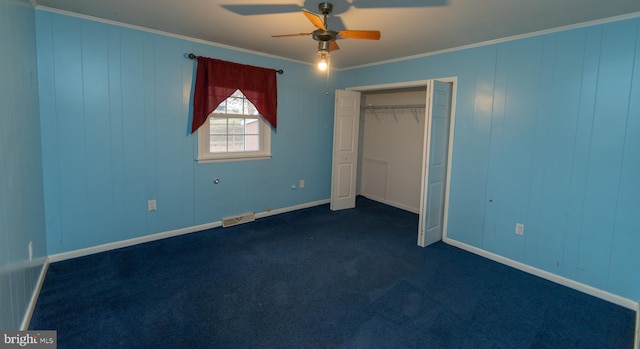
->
[0,331,56,348]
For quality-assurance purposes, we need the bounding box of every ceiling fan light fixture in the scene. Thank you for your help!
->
[318,51,329,71]
[271,2,381,69]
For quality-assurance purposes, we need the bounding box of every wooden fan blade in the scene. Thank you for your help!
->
[272,33,312,38]
[330,41,340,51]
[302,9,326,30]
[339,30,381,40]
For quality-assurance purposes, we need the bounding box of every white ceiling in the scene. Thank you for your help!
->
[34,0,640,69]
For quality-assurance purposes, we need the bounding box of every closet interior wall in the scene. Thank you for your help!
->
[357,87,427,213]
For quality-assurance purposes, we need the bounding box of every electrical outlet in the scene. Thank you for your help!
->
[515,223,524,235]
[148,200,157,211]
[299,179,305,188]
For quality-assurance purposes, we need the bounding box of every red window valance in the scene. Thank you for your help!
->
[191,56,278,133]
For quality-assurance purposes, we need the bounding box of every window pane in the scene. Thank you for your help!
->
[210,135,228,153]
[228,134,244,152]
[244,102,259,115]
[245,119,260,135]
[199,90,269,160]
[245,135,260,151]
[228,118,244,135]
[226,98,243,114]
[210,118,227,134]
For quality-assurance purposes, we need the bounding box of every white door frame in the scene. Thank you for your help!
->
[345,77,457,247]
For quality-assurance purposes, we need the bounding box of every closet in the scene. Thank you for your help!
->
[357,87,427,213]
[331,79,455,246]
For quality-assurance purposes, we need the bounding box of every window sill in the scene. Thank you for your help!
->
[196,154,272,164]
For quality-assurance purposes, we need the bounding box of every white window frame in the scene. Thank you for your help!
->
[197,91,272,163]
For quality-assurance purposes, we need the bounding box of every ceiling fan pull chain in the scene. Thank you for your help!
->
[325,58,331,95]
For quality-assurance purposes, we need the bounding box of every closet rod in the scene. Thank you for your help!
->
[361,104,426,110]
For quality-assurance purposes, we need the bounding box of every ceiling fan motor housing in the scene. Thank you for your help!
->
[271,2,380,57]
[312,30,337,42]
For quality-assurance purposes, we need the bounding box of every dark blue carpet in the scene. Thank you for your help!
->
[30,197,635,348]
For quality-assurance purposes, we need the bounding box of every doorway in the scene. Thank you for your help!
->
[330,78,456,247]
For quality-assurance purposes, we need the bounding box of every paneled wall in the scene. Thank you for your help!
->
[35,10,335,255]
[339,17,640,302]
[16,3,640,315]
[0,0,47,329]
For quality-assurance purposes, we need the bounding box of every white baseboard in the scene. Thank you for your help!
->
[254,199,329,219]
[360,194,419,214]
[635,303,639,349]
[443,237,639,311]
[20,257,49,330]
[49,199,330,263]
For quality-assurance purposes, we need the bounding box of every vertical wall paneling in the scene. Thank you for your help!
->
[576,20,637,289]
[484,37,544,261]
[107,25,126,243]
[446,45,496,247]
[338,16,640,302]
[153,35,194,232]
[563,26,602,279]
[530,29,587,274]
[36,11,63,251]
[36,10,332,255]
[82,20,113,247]
[53,16,89,251]
[120,28,148,240]
[28,6,640,305]
[1,0,47,330]
[143,33,158,235]
[608,19,640,298]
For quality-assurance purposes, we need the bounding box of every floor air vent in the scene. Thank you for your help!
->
[222,212,255,228]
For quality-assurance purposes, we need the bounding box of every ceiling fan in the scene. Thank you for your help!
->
[271,2,381,69]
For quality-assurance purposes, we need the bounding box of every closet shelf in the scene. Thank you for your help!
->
[362,104,425,122]
[361,104,426,110]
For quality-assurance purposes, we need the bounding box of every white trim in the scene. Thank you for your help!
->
[346,78,457,248]
[360,194,419,214]
[418,80,434,247]
[343,12,640,71]
[49,223,218,262]
[48,199,329,263]
[196,112,272,163]
[444,237,639,311]
[20,257,49,330]
[255,199,329,219]
[196,154,272,164]
[440,77,457,241]
[347,80,431,92]
[33,6,640,71]
[635,303,639,349]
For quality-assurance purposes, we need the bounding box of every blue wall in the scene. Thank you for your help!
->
[339,18,640,302]
[0,0,47,330]
[28,8,640,306]
[35,10,336,255]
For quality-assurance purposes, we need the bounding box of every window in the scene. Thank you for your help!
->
[197,90,271,162]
